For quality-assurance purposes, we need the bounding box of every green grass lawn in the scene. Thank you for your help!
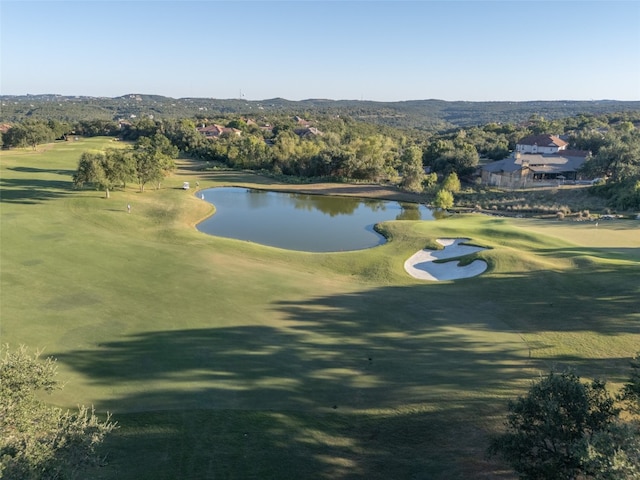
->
[2,138,639,479]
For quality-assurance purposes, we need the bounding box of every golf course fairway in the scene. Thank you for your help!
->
[2,138,639,479]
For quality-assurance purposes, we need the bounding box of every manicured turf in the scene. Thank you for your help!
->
[2,138,639,479]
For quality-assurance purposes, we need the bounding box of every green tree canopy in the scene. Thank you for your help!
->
[488,371,639,480]
[399,145,426,193]
[344,134,397,181]
[0,345,116,480]
[73,152,112,198]
[432,189,454,210]
[441,172,461,194]
[72,148,135,198]
[3,121,55,149]
[622,354,640,415]
[133,134,178,191]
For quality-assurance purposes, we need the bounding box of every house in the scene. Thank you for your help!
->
[515,134,568,154]
[294,126,323,138]
[294,116,311,127]
[197,124,224,137]
[480,134,590,188]
[197,124,241,138]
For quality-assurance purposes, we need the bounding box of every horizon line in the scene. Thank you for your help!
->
[2,93,639,103]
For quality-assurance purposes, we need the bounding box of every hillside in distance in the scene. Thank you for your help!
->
[2,94,639,131]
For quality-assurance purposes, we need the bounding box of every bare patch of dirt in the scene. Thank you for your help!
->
[259,183,426,203]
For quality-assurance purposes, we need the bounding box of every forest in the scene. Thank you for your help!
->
[2,94,640,129]
[2,95,640,210]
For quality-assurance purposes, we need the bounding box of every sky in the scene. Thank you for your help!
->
[1,0,639,102]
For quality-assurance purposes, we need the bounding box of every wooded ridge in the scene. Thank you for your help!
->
[2,94,639,130]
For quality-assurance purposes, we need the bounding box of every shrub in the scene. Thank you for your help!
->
[0,346,116,479]
[441,172,461,194]
[433,189,454,210]
[487,371,638,480]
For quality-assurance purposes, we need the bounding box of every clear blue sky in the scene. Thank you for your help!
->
[1,1,639,101]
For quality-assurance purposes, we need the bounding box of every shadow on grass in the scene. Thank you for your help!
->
[55,323,530,411]
[57,319,523,479]
[0,176,74,204]
[53,263,639,479]
[9,166,76,176]
[533,240,640,258]
[94,406,513,480]
[480,264,640,338]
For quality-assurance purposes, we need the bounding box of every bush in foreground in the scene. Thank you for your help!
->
[0,345,116,480]
[488,371,640,479]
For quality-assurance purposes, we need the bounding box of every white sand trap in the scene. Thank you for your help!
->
[404,238,488,281]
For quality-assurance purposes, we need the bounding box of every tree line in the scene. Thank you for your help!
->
[3,110,639,209]
[72,133,178,195]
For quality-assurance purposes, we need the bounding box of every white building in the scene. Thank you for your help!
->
[515,134,568,155]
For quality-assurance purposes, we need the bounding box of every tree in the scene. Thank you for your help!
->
[344,134,398,181]
[73,152,113,198]
[488,371,637,480]
[399,146,426,193]
[74,119,119,137]
[133,134,178,191]
[121,117,160,141]
[441,172,461,194]
[423,172,438,191]
[0,345,116,479]
[72,149,134,198]
[622,353,640,415]
[47,119,71,140]
[581,127,640,210]
[164,119,203,154]
[3,121,55,149]
[423,139,454,166]
[432,189,454,210]
[105,147,137,190]
[581,128,640,183]
[424,137,479,177]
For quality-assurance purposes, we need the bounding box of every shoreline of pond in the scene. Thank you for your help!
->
[194,186,434,252]
[252,182,427,204]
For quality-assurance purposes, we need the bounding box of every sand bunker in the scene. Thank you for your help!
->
[404,238,488,281]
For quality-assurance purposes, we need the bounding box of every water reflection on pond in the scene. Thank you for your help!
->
[196,187,434,252]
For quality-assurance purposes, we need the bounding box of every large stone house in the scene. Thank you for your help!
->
[480,135,590,188]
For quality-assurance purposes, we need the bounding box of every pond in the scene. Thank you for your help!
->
[196,187,434,252]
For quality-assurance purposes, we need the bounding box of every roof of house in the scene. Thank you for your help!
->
[482,152,587,175]
[197,124,241,136]
[294,116,311,127]
[559,149,590,158]
[197,124,224,134]
[294,126,323,137]
[517,134,568,148]
[482,157,523,174]
[525,154,585,174]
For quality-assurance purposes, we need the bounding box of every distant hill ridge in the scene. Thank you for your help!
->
[2,94,639,130]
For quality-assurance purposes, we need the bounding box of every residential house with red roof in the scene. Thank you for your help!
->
[197,124,241,138]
